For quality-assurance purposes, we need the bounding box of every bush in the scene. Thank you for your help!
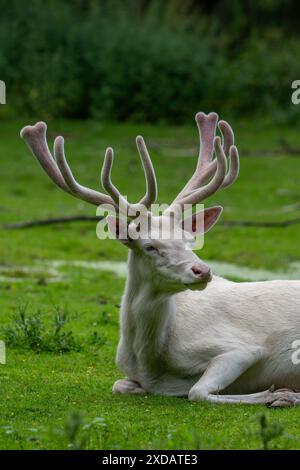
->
[217,33,300,121]
[0,0,299,122]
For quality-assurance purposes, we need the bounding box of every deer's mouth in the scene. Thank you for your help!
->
[184,278,211,291]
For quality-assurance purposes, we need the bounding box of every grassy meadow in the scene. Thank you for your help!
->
[1,117,300,449]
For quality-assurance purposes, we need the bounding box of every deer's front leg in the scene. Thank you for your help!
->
[113,378,146,395]
[188,348,269,404]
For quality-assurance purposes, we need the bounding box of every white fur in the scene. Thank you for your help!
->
[113,216,300,406]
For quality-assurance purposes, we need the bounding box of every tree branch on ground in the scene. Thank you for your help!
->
[2,215,103,229]
[3,215,300,230]
[148,138,300,158]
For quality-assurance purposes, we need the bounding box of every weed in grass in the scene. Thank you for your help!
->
[61,413,108,450]
[159,428,203,450]
[3,305,43,352]
[64,413,86,450]
[257,414,284,450]
[3,306,81,354]
[81,417,109,450]
[101,311,111,325]
[48,306,81,353]
[0,415,108,450]
[88,331,107,348]
[1,426,26,450]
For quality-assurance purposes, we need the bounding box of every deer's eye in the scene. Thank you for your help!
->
[145,245,158,253]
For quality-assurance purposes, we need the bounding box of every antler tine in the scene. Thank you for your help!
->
[218,120,239,188]
[176,136,227,207]
[196,118,236,186]
[21,121,117,208]
[54,136,116,207]
[222,145,239,188]
[21,122,158,216]
[101,137,158,215]
[219,120,234,156]
[20,122,71,194]
[173,112,218,202]
[136,136,158,207]
[166,113,239,214]
[101,147,130,213]
[196,112,219,171]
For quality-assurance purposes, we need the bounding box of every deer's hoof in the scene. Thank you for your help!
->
[266,389,300,407]
[112,378,146,395]
[188,387,207,402]
[269,399,294,408]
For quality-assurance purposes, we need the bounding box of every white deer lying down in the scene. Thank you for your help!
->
[21,112,300,407]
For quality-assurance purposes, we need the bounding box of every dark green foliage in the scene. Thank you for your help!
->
[0,0,299,122]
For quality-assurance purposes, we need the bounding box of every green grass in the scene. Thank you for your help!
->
[1,116,300,449]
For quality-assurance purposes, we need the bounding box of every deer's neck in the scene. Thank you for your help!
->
[119,251,175,376]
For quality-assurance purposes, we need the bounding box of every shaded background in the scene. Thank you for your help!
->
[0,0,299,123]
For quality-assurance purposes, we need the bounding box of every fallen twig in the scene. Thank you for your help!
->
[3,214,300,230]
[148,138,300,158]
[2,215,103,229]
[222,217,300,228]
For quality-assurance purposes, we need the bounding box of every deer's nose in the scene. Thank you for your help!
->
[191,265,212,282]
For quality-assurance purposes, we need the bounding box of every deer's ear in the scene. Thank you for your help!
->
[182,206,223,235]
[202,206,223,233]
[106,215,131,245]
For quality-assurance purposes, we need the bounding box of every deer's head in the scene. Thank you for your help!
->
[20,112,239,293]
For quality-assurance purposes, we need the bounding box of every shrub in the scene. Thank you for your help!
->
[0,0,299,122]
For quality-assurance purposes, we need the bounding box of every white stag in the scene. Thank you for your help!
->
[21,113,300,407]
